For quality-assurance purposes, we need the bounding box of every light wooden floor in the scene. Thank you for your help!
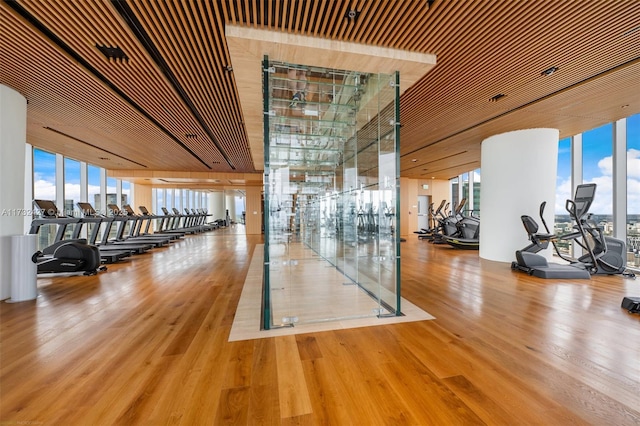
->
[1,231,639,425]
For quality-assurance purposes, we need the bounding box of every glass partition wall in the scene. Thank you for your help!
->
[262,57,401,329]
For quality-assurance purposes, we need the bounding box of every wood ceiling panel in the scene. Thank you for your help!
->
[1,0,639,185]
[0,2,205,171]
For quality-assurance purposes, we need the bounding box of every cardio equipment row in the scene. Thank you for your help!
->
[415,198,480,250]
[29,200,219,276]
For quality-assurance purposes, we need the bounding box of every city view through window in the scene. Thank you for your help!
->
[31,148,210,250]
[553,115,640,269]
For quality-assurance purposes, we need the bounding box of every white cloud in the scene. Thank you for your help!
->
[597,156,612,176]
[555,177,573,214]
[628,149,640,179]
[588,175,613,214]
[627,177,640,214]
[64,183,81,201]
[34,179,56,200]
[555,149,640,215]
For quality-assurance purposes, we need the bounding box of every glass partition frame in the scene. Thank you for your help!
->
[262,56,401,329]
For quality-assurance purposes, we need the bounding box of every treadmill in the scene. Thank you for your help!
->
[138,206,185,238]
[31,199,128,264]
[109,204,172,247]
[76,202,138,261]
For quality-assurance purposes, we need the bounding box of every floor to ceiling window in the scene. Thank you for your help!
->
[582,123,613,236]
[472,169,481,217]
[554,137,572,254]
[122,180,131,208]
[33,148,56,202]
[627,114,640,267]
[32,148,57,249]
[87,164,101,212]
[63,157,80,217]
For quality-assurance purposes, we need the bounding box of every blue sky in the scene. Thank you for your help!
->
[556,114,640,215]
[33,150,126,206]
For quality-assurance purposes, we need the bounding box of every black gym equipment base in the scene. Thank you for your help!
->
[512,252,591,279]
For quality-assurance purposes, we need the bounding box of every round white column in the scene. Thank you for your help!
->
[480,128,559,262]
[226,193,236,223]
[0,85,28,300]
[208,191,225,222]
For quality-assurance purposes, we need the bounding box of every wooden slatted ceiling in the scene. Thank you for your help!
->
[0,3,204,171]
[1,0,639,182]
[18,0,240,171]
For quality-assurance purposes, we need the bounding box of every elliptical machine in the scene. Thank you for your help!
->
[513,183,633,278]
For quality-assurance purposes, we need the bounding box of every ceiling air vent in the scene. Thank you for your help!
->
[96,44,129,63]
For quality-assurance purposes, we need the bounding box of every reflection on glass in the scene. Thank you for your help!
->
[263,58,400,329]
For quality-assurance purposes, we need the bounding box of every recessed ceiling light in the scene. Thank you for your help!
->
[345,9,360,20]
[541,66,558,76]
[621,104,629,109]
[490,93,506,102]
[95,44,129,63]
[411,158,417,162]
[99,157,109,160]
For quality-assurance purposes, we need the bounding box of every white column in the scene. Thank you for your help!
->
[571,134,583,257]
[24,144,33,233]
[55,153,64,212]
[0,85,28,300]
[226,192,236,223]
[613,118,627,242]
[480,128,559,262]
[208,191,225,221]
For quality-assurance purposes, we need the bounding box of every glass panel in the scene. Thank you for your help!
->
[106,177,118,238]
[87,164,103,243]
[461,172,469,208]
[156,189,164,215]
[33,148,57,250]
[122,180,131,208]
[450,177,459,209]
[175,189,182,212]
[263,58,400,329]
[63,158,80,217]
[627,113,640,269]
[583,123,613,236]
[63,158,81,239]
[88,165,102,213]
[472,169,481,217]
[555,137,572,256]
